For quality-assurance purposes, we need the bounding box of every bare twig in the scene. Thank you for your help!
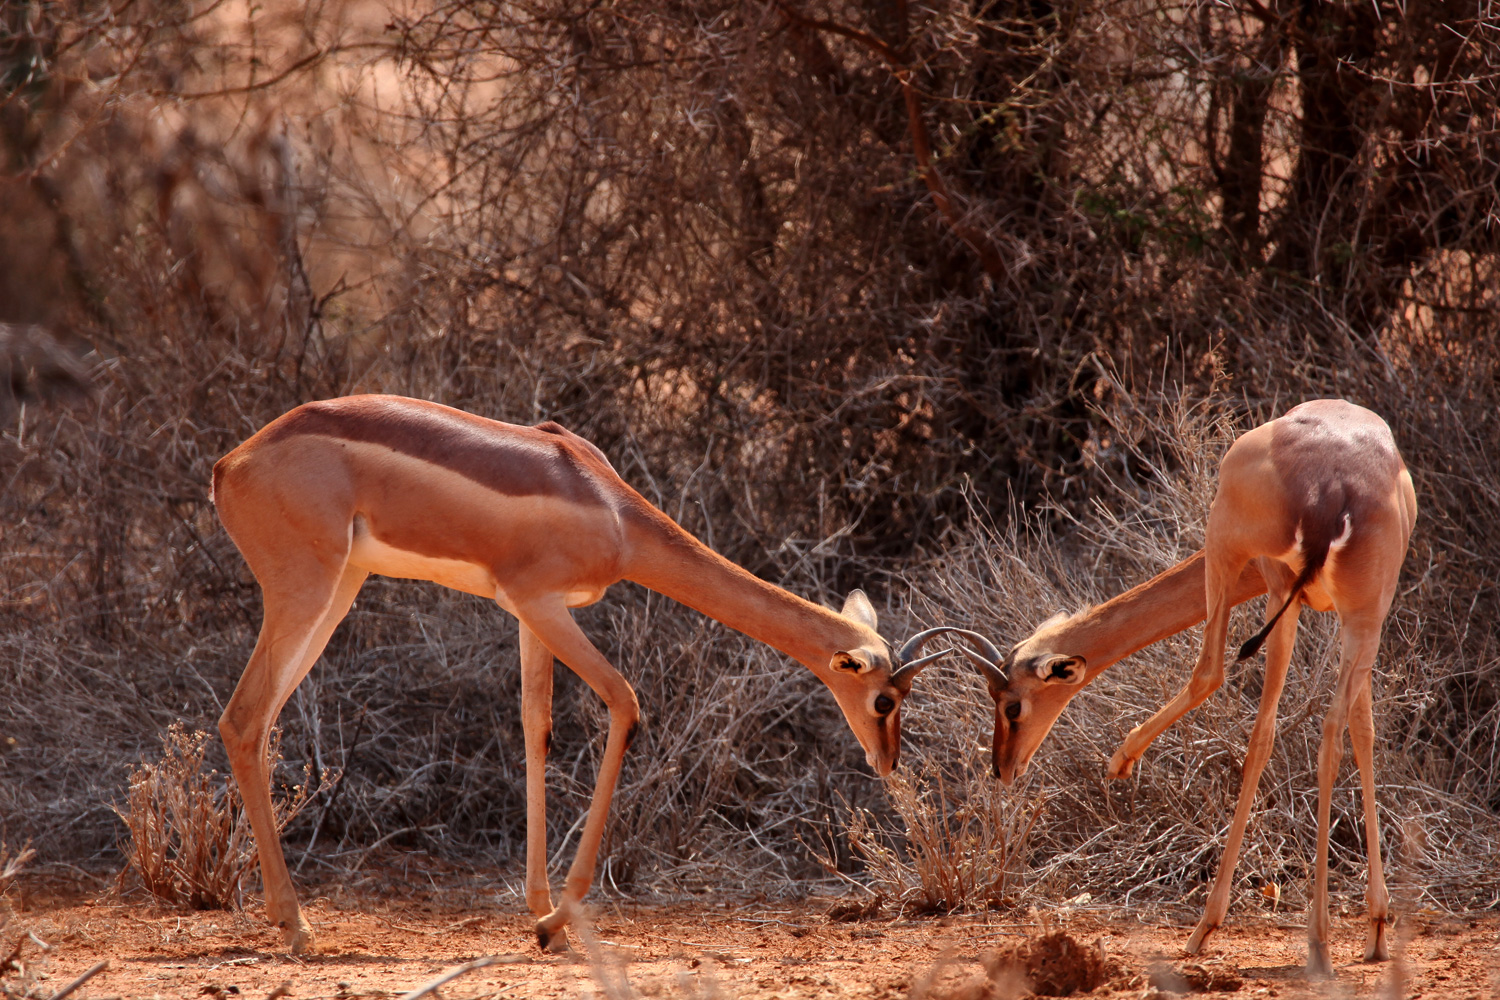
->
[398,956,509,1000]
[48,959,108,1000]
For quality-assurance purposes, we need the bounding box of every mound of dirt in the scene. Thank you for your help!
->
[989,930,1114,997]
[1149,961,1244,993]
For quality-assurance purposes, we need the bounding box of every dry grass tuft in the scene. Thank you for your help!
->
[0,934,49,1000]
[843,762,1044,914]
[0,842,45,1000]
[0,842,33,898]
[114,724,326,910]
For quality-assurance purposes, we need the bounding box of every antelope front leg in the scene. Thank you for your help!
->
[518,625,568,953]
[516,600,641,952]
[1108,570,1237,779]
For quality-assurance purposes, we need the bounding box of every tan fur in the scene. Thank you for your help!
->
[992,553,1268,781]
[213,395,915,953]
[994,399,1416,976]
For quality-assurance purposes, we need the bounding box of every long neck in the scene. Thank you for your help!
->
[1062,550,1268,672]
[621,510,860,668]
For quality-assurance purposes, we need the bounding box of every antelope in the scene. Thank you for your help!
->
[211,395,963,953]
[956,399,1417,976]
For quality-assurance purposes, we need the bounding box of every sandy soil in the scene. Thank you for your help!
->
[3,878,1497,1000]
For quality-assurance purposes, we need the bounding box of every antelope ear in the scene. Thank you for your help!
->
[833,650,875,674]
[840,589,878,630]
[1035,655,1087,684]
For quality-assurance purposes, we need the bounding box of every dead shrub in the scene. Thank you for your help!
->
[840,760,1045,914]
[114,724,327,910]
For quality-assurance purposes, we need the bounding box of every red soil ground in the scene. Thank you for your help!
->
[4,871,1497,1000]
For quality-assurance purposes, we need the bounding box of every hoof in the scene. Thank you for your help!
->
[1184,922,1215,956]
[1305,942,1334,979]
[1105,751,1135,780]
[278,917,315,955]
[1364,917,1390,963]
[536,924,570,954]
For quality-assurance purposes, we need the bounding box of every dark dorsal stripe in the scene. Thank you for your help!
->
[259,395,601,502]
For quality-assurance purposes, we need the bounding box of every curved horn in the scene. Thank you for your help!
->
[887,628,950,687]
[891,626,1004,687]
[922,627,1008,697]
[895,626,958,665]
[954,642,1007,698]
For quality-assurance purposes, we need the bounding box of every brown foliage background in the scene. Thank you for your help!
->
[1,0,1496,913]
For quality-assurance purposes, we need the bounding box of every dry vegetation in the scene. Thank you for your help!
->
[1,0,1497,937]
[837,760,1045,913]
[112,724,324,910]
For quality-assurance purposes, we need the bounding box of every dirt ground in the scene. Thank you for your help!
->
[4,876,1497,1000]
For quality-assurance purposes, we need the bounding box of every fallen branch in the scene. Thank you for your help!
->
[398,956,510,1000]
[49,959,107,1000]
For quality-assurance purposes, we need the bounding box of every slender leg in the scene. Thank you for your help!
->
[1308,622,1382,978]
[219,560,367,953]
[513,598,640,951]
[1348,660,1390,961]
[1186,590,1300,954]
[517,623,567,952]
[1109,553,1246,778]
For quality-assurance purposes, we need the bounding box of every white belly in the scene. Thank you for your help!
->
[348,525,609,613]
[348,528,498,600]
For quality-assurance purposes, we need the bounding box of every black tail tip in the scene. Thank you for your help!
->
[1236,632,1267,661]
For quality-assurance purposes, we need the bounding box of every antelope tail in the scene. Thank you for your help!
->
[1236,512,1346,661]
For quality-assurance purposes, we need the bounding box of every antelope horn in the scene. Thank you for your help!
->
[939,628,1008,697]
[889,626,960,686]
[891,625,1004,687]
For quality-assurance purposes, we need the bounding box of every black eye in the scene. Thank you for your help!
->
[875,694,895,716]
[1005,702,1022,722]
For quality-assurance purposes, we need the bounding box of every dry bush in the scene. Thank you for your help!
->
[840,763,1044,914]
[114,724,324,910]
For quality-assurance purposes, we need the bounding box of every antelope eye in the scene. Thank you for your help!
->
[1004,702,1022,722]
[874,694,895,716]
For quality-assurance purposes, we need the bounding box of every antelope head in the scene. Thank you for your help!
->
[817,592,977,776]
[949,614,1088,784]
